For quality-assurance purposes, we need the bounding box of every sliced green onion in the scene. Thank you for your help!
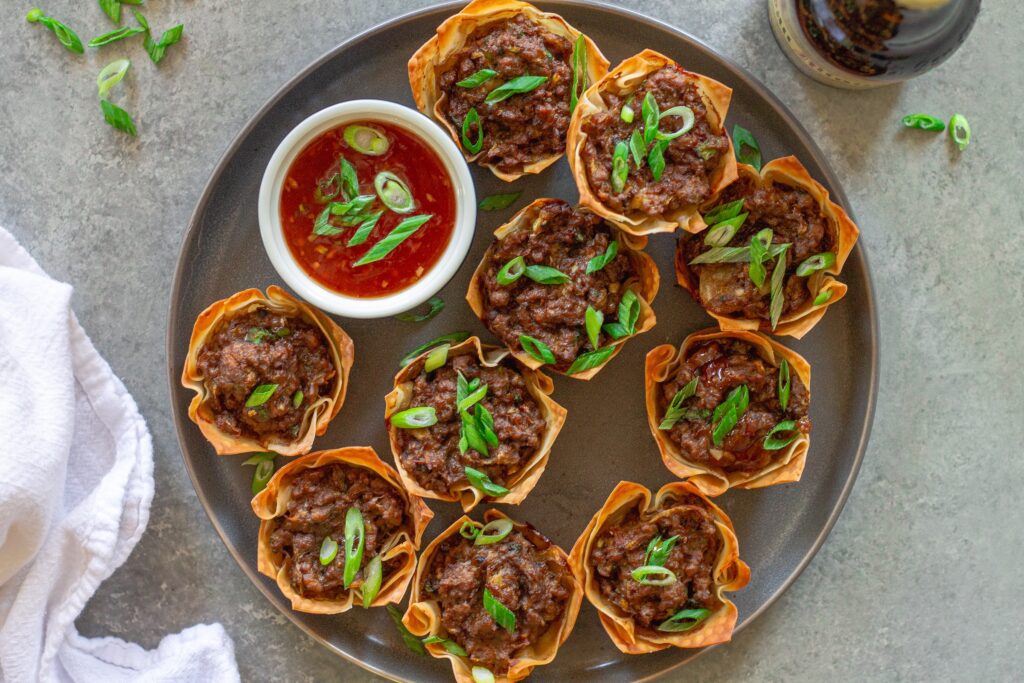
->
[813,289,834,306]
[630,565,677,586]
[89,25,145,47]
[644,534,679,567]
[518,335,556,365]
[566,346,616,375]
[26,9,84,54]
[902,114,945,132]
[346,211,383,246]
[245,327,272,344]
[100,99,137,136]
[339,157,360,199]
[423,344,450,373]
[659,376,699,430]
[319,536,339,565]
[748,228,773,289]
[690,246,753,265]
[496,256,526,285]
[400,332,470,367]
[387,605,426,655]
[712,384,749,446]
[241,452,276,466]
[354,214,432,266]
[586,240,618,274]
[457,384,488,413]
[460,521,481,540]
[611,141,629,193]
[142,22,183,65]
[361,555,383,608]
[97,59,131,99]
[476,404,498,448]
[464,467,509,497]
[472,667,496,683]
[98,0,121,23]
[374,171,414,213]
[475,518,514,546]
[570,34,587,112]
[524,264,570,284]
[585,306,603,350]
[343,507,364,588]
[390,406,438,429]
[655,106,695,140]
[276,327,291,337]
[292,390,304,408]
[457,68,497,88]
[949,114,970,150]
[479,191,521,211]
[732,124,762,170]
[617,289,640,336]
[769,247,789,330]
[482,588,516,633]
[485,75,548,104]
[461,108,483,154]
[245,383,278,407]
[796,251,836,277]
[629,129,646,168]
[396,296,445,323]
[764,419,799,450]
[620,102,635,123]
[251,459,275,494]
[657,607,711,632]
[704,212,748,247]
[648,140,669,182]
[422,635,469,657]
[778,359,790,411]
[642,92,659,145]
[703,199,745,225]
[344,124,389,156]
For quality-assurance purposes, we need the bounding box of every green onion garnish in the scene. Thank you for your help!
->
[657,607,711,632]
[611,141,629,193]
[464,467,509,497]
[423,344,449,372]
[629,129,646,167]
[345,211,383,246]
[769,247,789,330]
[641,92,659,145]
[457,384,487,413]
[704,212,748,247]
[396,296,445,323]
[344,124,389,156]
[566,346,616,375]
[242,453,276,494]
[342,507,364,588]
[659,376,699,430]
[292,390,303,408]
[245,383,277,408]
[457,68,497,88]
[518,335,556,365]
[482,588,517,633]
[496,256,526,285]
[813,289,833,306]
[97,58,131,100]
[630,565,677,585]
[524,264,570,285]
[475,518,513,546]
[711,384,749,446]
[476,404,498,448]
[361,555,382,608]
[748,228,773,288]
[460,409,489,456]
[340,157,360,200]
[319,536,339,565]
[485,75,548,104]
[690,241,789,266]
[26,8,84,54]
[461,107,483,154]
[374,171,414,213]
[586,240,619,274]
[400,332,470,367]
[98,0,121,23]
[276,327,291,337]
[479,191,521,211]
[764,420,799,450]
[387,605,426,655]
[459,521,480,539]
[778,359,790,410]
[949,114,970,151]
[141,20,183,65]
[472,667,496,683]
[354,214,432,266]
[655,106,695,141]
[100,99,137,136]
[422,635,468,657]
[88,25,145,48]
[644,534,679,567]
[703,199,745,225]
[648,140,669,182]
[901,114,945,132]
[585,306,603,350]
[570,34,587,112]
[390,406,438,429]
[620,102,635,124]
[795,251,836,277]
[732,124,762,170]
[603,289,640,340]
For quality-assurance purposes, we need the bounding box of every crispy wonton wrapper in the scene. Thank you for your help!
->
[567,49,737,236]
[645,328,812,496]
[677,156,861,338]
[569,481,750,653]
[408,0,610,181]
[385,336,567,512]
[181,286,354,456]
[250,446,433,614]
[466,198,660,380]
[404,509,583,682]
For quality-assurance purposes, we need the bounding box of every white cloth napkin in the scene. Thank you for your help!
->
[0,227,240,683]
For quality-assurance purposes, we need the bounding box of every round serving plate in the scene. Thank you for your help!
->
[167,2,878,681]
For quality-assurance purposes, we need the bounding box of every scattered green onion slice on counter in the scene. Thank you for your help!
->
[585,306,603,350]
[374,171,414,213]
[100,99,137,136]
[769,247,789,330]
[642,92,659,144]
[464,467,509,497]
[732,124,762,170]
[570,34,587,112]
[354,214,432,266]
[343,507,365,588]
[26,9,84,54]
[390,406,438,429]
[142,21,184,65]
[460,521,481,539]
[319,536,339,565]
[457,384,488,413]
[457,68,497,88]
[586,240,619,274]
[654,105,695,140]
[400,332,470,367]
[292,390,304,408]
[485,75,548,104]
[422,635,469,657]
[629,129,646,167]
[361,555,383,608]
[630,565,678,586]
[764,420,799,450]
[479,191,521,211]
[472,666,496,683]
[518,335,556,365]
[813,289,834,306]
[657,608,711,633]
[796,251,836,277]
[98,0,121,23]
[620,101,635,124]
[659,377,699,430]
[344,124,390,155]
[423,344,449,373]
[611,141,629,193]
[524,264,570,284]
[703,212,748,247]
[96,58,131,100]
[566,346,616,375]
[778,359,791,410]
[245,383,277,407]
[647,140,669,182]
[901,114,945,132]
[88,25,145,47]
[475,518,514,546]
[387,605,426,655]
[461,107,483,154]
[346,211,384,246]
[132,9,149,31]
[396,296,445,323]
[644,534,679,567]
[748,228,773,288]
[482,588,517,633]
[703,199,745,225]
[497,256,526,285]
[949,114,970,150]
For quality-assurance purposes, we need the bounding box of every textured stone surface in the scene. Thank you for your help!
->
[1,1,1020,681]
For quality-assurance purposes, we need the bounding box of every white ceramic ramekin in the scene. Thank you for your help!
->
[258,100,476,318]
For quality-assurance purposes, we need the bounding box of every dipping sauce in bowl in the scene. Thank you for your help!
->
[280,120,456,298]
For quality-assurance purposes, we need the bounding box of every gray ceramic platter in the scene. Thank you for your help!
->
[167,2,878,680]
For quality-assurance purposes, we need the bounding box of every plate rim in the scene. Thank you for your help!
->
[165,2,879,680]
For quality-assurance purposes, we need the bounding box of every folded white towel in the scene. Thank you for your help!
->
[0,226,240,683]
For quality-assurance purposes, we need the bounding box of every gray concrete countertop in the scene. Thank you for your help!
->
[2,1,1020,681]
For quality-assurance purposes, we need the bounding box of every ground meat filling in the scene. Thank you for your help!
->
[395,354,546,495]
[590,502,722,629]
[680,177,834,320]
[480,201,639,368]
[195,308,336,440]
[422,526,574,673]
[659,339,810,473]
[267,464,406,600]
[581,65,730,217]
[441,15,573,174]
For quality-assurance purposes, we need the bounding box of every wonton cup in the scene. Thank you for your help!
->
[567,49,737,236]
[408,0,610,181]
[385,336,567,512]
[677,156,861,338]
[404,509,584,682]
[466,198,660,380]
[250,446,433,614]
[181,286,354,456]
[569,481,750,654]
[645,328,812,496]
